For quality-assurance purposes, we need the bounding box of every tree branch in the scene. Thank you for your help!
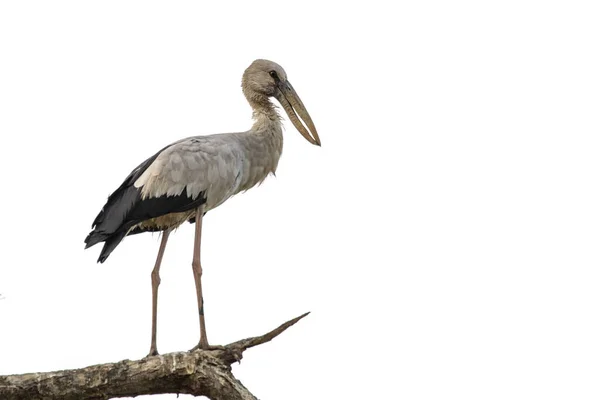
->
[0,313,309,400]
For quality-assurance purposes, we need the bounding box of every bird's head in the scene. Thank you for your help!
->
[242,59,321,146]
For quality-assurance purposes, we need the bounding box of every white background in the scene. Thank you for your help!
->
[1,1,599,399]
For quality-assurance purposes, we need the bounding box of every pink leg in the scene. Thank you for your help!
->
[147,229,171,357]
[192,205,209,350]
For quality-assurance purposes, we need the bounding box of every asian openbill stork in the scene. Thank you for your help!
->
[84,59,320,356]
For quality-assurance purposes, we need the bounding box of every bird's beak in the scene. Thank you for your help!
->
[275,80,321,146]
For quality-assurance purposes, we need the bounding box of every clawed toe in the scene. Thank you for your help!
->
[190,343,224,352]
[145,349,159,358]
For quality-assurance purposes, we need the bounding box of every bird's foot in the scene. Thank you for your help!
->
[189,342,224,352]
[145,348,159,358]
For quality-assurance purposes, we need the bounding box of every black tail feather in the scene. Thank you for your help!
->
[84,231,108,249]
[97,230,128,263]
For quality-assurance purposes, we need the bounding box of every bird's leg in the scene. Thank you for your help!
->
[191,205,210,350]
[147,229,171,357]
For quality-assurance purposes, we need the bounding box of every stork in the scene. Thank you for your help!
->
[85,59,320,356]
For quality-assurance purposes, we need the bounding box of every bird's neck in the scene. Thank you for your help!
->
[248,98,281,130]
[245,96,284,161]
[234,99,284,193]
[249,101,283,152]
[247,98,284,144]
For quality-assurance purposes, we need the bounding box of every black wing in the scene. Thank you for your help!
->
[84,146,205,263]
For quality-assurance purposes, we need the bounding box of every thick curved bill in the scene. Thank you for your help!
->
[275,81,321,146]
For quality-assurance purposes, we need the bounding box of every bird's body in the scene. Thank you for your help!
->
[86,119,283,262]
[85,59,320,355]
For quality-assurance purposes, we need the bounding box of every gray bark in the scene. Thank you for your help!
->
[0,313,308,400]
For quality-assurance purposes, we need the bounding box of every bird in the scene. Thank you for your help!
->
[84,59,321,357]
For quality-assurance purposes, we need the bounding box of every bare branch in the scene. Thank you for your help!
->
[218,311,310,365]
[0,313,309,400]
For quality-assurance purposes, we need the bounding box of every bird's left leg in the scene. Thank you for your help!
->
[191,205,210,350]
[147,229,171,357]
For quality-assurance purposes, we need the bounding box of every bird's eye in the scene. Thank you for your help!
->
[269,70,278,79]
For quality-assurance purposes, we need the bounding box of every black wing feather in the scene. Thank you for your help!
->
[85,145,206,263]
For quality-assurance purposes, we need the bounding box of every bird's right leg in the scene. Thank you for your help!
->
[147,229,171,357]
[191,205,210,350]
